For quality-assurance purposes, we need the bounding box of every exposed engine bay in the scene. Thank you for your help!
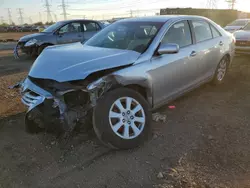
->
[17,67,124,135]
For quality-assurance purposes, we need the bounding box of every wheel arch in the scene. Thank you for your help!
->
[220,53,232,68]
[38,42,54,47]
[110,76,153,107]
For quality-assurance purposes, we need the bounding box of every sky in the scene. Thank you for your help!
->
[0,0,249,24]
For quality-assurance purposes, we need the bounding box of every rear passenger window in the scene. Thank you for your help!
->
[192,20,213,42]
[83,22,100,32]
[162,20,192,48]
[210,25,221,38]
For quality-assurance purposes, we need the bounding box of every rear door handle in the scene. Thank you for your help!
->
[219,41,224,46]
[190,51,197,57]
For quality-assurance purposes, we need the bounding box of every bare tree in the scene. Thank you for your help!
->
[226,0,237,9]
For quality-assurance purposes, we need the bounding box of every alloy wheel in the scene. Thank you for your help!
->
[109,97,146,139]
[217,59,227,81]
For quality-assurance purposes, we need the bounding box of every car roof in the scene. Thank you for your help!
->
[60,19,99,23]
[118,15,208,23]
[235,18,250,21]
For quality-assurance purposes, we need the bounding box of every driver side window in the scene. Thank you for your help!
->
[59,22,82,34]
[162,20,192,48]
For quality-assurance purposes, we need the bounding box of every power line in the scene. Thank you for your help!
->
[17,8,24,25]
[7,8,13,24]
[44,0,53,22]
[59,0,69,20]
[68,0,157,11]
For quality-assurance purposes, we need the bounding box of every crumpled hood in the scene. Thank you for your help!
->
[234,30,250,41]
[29,42,141,82]
[19,32,50,42]
[224,25,243,32]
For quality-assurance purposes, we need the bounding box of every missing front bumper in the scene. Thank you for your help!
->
[20,77,93,133]
[14,42,37,59]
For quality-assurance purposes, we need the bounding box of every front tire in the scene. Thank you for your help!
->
[212,56,229,85]
[93,88,152,149]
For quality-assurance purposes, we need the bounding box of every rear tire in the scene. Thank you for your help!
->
[93,88,152,149]
[212,56,229,85]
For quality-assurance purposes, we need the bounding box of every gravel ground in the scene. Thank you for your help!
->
[0,42,17,50]
[0,53,250,188]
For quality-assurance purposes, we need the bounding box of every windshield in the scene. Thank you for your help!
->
[43,21,64,32]
[229,20,249,26]
[85,21,163,53]
[244,23,250,30]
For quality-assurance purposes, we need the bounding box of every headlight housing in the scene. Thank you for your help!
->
[25,39,38,47]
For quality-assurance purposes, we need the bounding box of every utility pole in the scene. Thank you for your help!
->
[17,8,24,25]
[206,0,218,18]
[54,14,58,22]
[0,16,5,24]
[226,0,236,9]
[59,0,68,20]
[29,17,33,24]
[39,12,42,22]
[130,10,133,17]
[44,0,53,22]
[7,8,13,25]
[206,0,217,9]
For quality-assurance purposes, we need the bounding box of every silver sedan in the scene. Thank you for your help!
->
[17,15,235,149]
[234,22,250,55]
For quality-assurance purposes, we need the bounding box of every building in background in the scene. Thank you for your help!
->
[160,8,250,26]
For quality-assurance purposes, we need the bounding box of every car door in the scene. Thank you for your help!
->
[82,22,101,42]
[207,23,224,76]
[150,20,203,106]
[56,22,84,44]
[190,19,219,80]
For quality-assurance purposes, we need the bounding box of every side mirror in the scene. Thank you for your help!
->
[158,43,179,55]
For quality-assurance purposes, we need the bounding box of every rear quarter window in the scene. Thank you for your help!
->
[210,25,221,38]
[192,20,213,43]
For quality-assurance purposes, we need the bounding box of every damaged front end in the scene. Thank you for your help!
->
[18,76,112,134]
[14,44,141,134]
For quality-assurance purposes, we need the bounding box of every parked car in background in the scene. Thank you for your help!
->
[224,19,250,33]
[100,20,110,27]
[15,16,235,149]
[36,26,46,32]
[19,25,38,32]
[234,22,250,55]
[0,26,7,32]
[14,19,104,58]
[6,26,20,32]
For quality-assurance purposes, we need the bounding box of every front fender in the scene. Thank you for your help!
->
[86,64,153,106]
[111,74,153,106]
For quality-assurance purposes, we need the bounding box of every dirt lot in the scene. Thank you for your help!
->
[0,32,34,41]
[0,52,250,188]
